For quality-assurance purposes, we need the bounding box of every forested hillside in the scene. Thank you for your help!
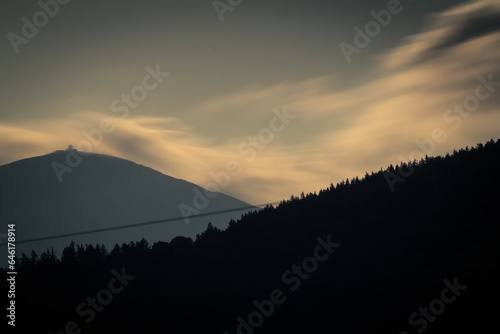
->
[3,139,500,334]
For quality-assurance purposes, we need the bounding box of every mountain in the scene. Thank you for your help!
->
[6,139,500,333]
[0,148,253,256]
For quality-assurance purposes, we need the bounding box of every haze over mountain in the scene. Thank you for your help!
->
[0,147,253,256]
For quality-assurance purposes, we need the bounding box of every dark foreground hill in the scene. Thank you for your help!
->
[3,139,500,333]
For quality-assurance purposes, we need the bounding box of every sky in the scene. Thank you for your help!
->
[1,0,499,204]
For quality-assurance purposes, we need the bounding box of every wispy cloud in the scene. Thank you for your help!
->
[1,0,499,204]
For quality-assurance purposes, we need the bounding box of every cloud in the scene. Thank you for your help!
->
[383,0,500,68]
[431,8,500,51]
[1,0,500,204]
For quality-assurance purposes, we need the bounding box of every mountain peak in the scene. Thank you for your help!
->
[0,151,253,256]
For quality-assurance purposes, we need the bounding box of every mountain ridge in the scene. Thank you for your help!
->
[6,138,500,334]
[0,148,254,256]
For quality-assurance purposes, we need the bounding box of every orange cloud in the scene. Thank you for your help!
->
[1,0,500,204]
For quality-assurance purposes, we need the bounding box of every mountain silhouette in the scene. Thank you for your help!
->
[0,148,253,256]
[2,139,499,333]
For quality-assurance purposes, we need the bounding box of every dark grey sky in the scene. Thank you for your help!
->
[0,0,469,121]
[1,0,498,204]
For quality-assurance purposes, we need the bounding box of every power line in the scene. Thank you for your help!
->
[0,202,281,246]
[2,196,496,247]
